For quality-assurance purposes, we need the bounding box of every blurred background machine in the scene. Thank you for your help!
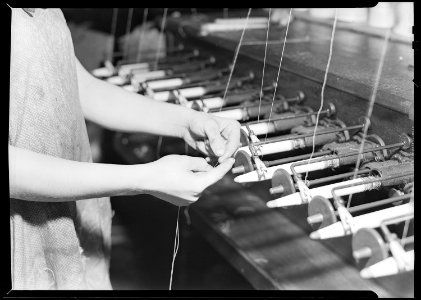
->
[63,5,414,296]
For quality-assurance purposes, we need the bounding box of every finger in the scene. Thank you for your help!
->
[218,122,241,163]
[188,157,213,172]
[201,158,235,187]
[204,119,226,157]
[194,141,214,157]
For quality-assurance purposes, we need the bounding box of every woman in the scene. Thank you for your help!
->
[9,8,240,289]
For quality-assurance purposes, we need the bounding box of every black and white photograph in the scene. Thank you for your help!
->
[7,4,414,297]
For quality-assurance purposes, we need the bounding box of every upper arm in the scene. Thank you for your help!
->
[75,58,97,95]
[75,57,101,119]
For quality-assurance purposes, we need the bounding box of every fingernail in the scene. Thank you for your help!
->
[267,201,276,208]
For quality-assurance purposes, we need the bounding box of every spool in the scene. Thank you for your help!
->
[240,128,251,146]
[352,228,388,269]
[307,196,337,230]
[270,168,296,197]
[233,150,254,174]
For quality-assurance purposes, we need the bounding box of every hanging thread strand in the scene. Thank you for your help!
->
[169,207,181,290]
[218,8,252,112]
[261,8,292,152]
[347,28,391,208]
[303,10,338,183]
[257,8,272,123]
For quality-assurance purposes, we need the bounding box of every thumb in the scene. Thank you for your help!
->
[202,158,235,188]
[204,119,226,157]
[188,157,213,172]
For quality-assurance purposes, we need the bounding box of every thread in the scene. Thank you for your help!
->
[303,10,338,183]
[153,8,168,71]
[218,8,252,112]
[257,8,272,123]
[347,28,391,208]
[261,8,292,153]
[169,206,180,290]
[184,206,191,226]
[136,8,149,62]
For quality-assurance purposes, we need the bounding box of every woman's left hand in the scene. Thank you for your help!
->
[182,112,241,163]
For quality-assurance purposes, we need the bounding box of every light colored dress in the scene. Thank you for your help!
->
[9,8,112,289]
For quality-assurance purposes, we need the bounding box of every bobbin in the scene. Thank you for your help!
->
[352,228,389,269]
[232,150,255,174]
[269,169,296,197]
[307,196,338,230]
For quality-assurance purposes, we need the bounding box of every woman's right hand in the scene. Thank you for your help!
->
[131,155,235,206]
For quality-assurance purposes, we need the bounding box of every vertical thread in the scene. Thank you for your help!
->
[347,28,391,208]
[169,207,181,290]
[257,8,271,123]
[303,10,338,183]
[218,8,252,112]
[261,8,292,158]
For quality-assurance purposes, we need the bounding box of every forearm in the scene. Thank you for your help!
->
[77,60,196,138]
[9,145,143,202]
